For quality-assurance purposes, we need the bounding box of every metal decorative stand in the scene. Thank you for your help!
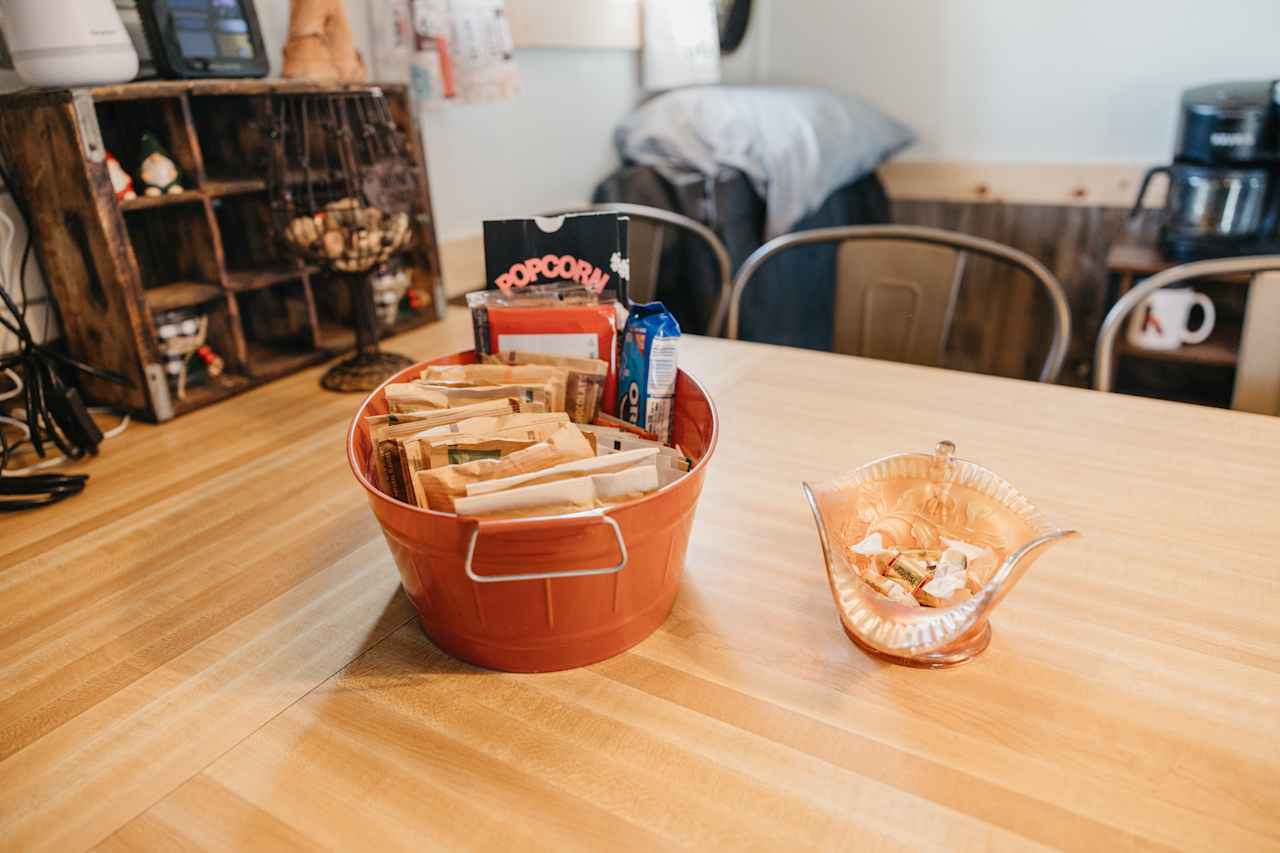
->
[267,90,418,392]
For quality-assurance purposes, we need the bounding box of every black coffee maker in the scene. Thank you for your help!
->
[1132,80,1280,260]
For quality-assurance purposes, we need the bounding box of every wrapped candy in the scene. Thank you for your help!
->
[942,536,998,591]
[849,531,890,557]
[917,551,969,607]
[864,572,920,607]
[848,531,900,574]
[885,554,931,593]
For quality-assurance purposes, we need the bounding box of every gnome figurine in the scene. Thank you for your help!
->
[137,132,185,197]
[281,0,366,83]
[105,152,136,202]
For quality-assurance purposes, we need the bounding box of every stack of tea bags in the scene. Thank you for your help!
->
[367,353,691,518]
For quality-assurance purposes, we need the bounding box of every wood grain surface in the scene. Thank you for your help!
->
[3,308,1279,852]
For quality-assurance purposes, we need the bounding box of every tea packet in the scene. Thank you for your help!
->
[453,465,659,519]
[464,447,659,498]
[410,411,569,441]
[578,424,692,471]
[366,397,530,431]
[395,414,572,506]
[593,410,660,441]
[482,351,608,422]
[385,381,555,414]
[416,422,595,512]
[368,398,536,502]
[425,437,540,469]
[420,364,569,414]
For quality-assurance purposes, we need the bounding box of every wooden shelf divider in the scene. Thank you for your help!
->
[225,263,317,292]
[204,178,267,197]
[121,189,205,212]
[143,281,225,312]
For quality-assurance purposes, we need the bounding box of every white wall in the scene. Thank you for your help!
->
[264,1,643,242]
[417,49,640,241]
[763,0,1280,163]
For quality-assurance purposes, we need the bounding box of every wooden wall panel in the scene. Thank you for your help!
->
[891,200,1158,385]
[881,161,1164,209]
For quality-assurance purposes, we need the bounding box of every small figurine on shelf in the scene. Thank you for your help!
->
[137,132,185,197]
[105,152,136,202]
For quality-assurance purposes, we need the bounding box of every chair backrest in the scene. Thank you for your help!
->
[1094,255,1280,415]
[728,224,1072,383]
[540,203,733,336]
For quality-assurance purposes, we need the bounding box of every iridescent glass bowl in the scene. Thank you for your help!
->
[803,441,1079,669]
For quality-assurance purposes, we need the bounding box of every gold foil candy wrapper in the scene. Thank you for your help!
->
[886,554,931,592]
[916,585,972,608]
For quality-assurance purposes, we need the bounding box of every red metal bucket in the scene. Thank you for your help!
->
[346,350,718,672]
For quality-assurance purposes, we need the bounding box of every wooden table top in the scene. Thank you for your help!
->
[4,308,1279,852]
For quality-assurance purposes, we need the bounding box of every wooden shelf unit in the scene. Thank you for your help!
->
[1104,227,1250,408]
[0,80,445,421]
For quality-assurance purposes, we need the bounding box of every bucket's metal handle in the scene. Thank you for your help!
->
[463,513,629,584]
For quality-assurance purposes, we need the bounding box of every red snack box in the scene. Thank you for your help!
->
[483,304,619,414]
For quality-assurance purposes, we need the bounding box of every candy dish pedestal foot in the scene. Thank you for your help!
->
[843,620,991,669]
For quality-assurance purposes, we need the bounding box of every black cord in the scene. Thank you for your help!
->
[0,150,112,509]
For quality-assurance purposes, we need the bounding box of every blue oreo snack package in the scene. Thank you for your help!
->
[617,302,681,444]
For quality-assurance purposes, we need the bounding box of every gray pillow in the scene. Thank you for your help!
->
[616,85,915,238]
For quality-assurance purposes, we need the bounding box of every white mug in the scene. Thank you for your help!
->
[1126,287,1216,351]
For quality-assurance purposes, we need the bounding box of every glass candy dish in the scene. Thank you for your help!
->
[803,441,1079,668]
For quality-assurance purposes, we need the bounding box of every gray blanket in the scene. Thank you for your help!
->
[615,85,915,239]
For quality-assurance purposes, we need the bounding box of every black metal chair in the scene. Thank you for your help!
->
[542,203,733,336]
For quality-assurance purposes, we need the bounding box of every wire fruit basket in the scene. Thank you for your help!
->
[266,89,420,392]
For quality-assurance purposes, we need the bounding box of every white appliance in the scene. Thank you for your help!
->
[2,0,138,87]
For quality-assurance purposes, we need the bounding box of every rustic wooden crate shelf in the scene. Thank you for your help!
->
[0,80,445,421]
